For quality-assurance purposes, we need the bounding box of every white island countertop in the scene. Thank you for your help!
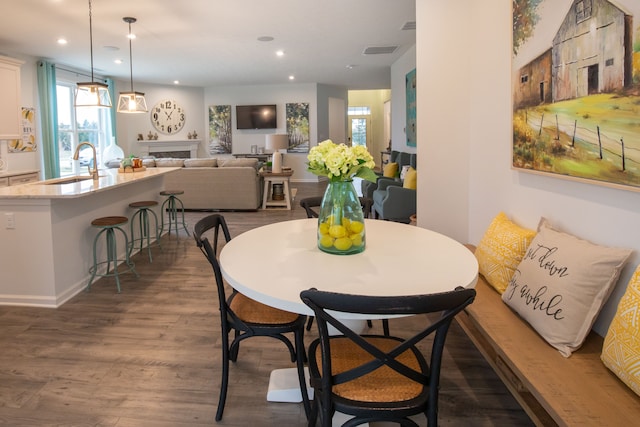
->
[0,167,181,199]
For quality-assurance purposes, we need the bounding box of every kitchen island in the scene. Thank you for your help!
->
[0,167,181,307]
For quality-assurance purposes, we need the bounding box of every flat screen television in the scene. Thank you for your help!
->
[236,104,277,129]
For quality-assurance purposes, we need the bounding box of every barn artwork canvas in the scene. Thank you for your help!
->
[513,0,640,190]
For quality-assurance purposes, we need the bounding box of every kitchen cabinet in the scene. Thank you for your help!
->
[0,55,23,139]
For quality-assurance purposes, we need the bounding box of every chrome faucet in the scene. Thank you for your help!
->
[72,142,99,180]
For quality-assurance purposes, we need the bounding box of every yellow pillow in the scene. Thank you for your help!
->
[403,167,417,189]
[383,162,398,178]
[602,264,640,397]
[474,212,536,294]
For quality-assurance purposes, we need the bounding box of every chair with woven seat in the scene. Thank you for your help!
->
[193,214,310,421]
[300,286,476,427]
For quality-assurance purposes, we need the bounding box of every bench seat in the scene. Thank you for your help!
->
[457,246,640,426]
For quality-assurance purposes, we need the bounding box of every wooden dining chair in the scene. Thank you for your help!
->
[300,286,476,427]
[193,214,310,421]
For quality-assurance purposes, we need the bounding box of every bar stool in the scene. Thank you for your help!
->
[87,216,138,293]
[159,190,189,237]
[128,200,161,262]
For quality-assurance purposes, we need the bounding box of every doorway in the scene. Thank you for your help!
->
[349,116,370,147]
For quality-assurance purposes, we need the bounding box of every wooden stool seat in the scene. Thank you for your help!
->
[160,190,184,196]
[87,216,138,293]
[129,200,158,209]
[91,216,128,227]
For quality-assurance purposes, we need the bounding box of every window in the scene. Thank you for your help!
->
[606,58,614,67]
[576,0,592,23]
[56,81,113,176]
[521,74,529,84]
[348,106,371,116]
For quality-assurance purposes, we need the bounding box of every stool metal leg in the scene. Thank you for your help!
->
[130,208,161,262]
[160,195,189,237]
[87,225,138,293]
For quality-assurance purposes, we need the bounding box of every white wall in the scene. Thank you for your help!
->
[390,44,416,154]
[417,0,640,335]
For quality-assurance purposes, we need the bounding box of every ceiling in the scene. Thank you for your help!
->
[0,0,415,89]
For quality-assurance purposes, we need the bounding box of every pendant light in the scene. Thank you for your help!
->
[117,17,148,113]
[74,0,112,108]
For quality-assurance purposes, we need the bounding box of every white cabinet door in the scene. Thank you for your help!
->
[0,56,23,139]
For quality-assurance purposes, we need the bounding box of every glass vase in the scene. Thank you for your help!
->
[317,180,366,255]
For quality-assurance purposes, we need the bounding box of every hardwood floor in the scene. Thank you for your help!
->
[0,182,533,426]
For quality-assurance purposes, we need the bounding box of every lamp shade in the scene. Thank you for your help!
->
[265,134,288,153]
[74,82,112,108]
[117,91,148,113]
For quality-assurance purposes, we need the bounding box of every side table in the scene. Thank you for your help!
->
[261,170,294,210]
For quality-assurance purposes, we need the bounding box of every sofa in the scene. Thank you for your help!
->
[149,157,263,210]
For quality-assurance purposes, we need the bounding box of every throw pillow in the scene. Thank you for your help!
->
[502,218,632,357]
[184,158,217,168]
[474,212,536,294]
[220,158,258,169]
[403,167,417,190]
[154,158,185,167]
[601,264,640,397]
[383,162,398,178]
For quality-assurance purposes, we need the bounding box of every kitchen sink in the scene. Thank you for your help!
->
[42,176,94,185]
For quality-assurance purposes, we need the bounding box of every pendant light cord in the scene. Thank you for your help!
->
[88,0,95,83]
[128,20,134,92]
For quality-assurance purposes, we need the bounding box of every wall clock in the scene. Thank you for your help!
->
[151,99,186,135]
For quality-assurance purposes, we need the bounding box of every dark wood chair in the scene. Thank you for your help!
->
[300,286,476,427]
[193,214,310,421]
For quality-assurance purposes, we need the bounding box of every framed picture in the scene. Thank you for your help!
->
[406,68,416,147]
[286,102,310,153]
[513,0,640,190]
[208,105,232,154]
[8,107,36,152]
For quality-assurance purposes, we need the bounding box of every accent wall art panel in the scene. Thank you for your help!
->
[8,107,37,152]
[208,105,232,154]
[513,0,640,190]
[406,68,416,147]
[286,102,310,153]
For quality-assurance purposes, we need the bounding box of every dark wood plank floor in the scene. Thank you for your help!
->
[0,182,533,426]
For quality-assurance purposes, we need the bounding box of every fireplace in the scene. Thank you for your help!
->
[137,140,200,158]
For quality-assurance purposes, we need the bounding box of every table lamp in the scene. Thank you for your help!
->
[265,134,288,173]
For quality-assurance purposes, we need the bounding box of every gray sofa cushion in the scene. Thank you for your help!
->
[184,158,217,167]
[219,158,258,169]
[155,158,185,167]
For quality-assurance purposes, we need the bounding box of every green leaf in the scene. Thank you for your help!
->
[355,167,379,183]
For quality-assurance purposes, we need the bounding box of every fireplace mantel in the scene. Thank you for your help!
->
[137,140,201,158]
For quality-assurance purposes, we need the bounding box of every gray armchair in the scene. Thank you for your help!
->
[372,178,416,223]
[361,151,416,199]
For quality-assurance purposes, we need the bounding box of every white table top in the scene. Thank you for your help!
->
[220,219,478,318]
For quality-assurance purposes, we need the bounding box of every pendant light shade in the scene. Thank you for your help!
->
[74,0,112,108]
[117,17,147,113]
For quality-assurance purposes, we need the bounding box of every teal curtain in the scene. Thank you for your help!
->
[105,77,117,142]
[36,60,60,179]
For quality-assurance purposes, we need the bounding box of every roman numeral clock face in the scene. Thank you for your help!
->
[151,99,186,135]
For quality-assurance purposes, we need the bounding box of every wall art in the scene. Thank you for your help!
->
[286,102,310,153]
[513,0,640,190]
[208,105,232,154]
[8,107,36,152]
[406,68,416,147]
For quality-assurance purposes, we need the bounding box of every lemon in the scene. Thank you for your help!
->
[333,237,353,251]
[349,221,364,234]
[318,222,330,235]
[319,235,334,248]
[350,234,363,247]
[329,225,347,238]
[341,218,351,229]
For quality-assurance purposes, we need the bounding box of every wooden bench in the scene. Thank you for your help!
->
[456,246,640,426]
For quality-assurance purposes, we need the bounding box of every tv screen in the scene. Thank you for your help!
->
[236,104,277,129]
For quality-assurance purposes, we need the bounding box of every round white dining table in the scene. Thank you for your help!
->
[219,218,478,319]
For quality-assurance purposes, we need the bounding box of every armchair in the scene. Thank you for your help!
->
[372,177,416,223]
[361,151,416,199]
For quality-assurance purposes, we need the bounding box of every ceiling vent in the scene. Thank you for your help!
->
[401,21,416,31]
[362,46,398,55]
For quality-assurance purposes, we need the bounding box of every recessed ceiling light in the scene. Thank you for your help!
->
[173,80,180,85]
[289,75,295,80]
[57,38,67,45]
[276,50,285,57]
[114,59,123,64]
[257,36,274,42]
